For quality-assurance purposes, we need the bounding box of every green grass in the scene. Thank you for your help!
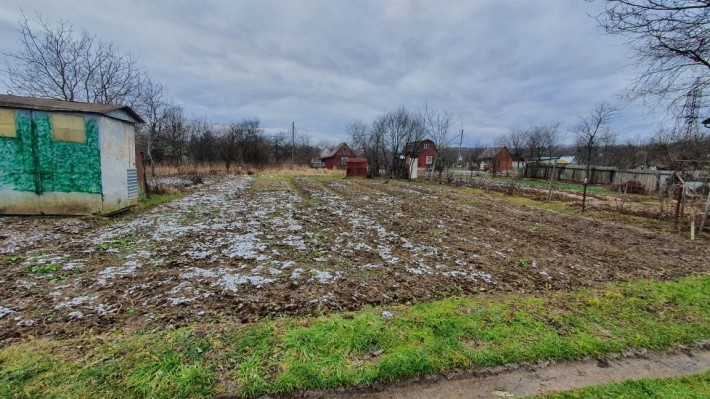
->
[459,175,616,195]
[137,192,184,209]
[24,263,60,274]
[1,255,26,265]
[1,275,709,398]
[534,370,710,398]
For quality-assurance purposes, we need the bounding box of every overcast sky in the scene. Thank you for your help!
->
[0,1,662,146]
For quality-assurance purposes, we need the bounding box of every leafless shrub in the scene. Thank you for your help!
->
[444,169,456,184]
[189,174,204,185]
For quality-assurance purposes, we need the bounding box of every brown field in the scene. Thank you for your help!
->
[1,174,708,344]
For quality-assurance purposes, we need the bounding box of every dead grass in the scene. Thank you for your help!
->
[151,162,345,178]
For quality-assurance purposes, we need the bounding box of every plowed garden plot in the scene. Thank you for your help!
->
[1,175,708,344]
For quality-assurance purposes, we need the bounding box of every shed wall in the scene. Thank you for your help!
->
[100,117,137,213]
[0,109,103,215]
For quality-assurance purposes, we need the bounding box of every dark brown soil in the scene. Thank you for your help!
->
[0,175,708,345]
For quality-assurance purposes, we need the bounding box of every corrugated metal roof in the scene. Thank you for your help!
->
[0,94,144,124]
[479,146,505,159]
[404,139,435,154]
[320,142,348,159]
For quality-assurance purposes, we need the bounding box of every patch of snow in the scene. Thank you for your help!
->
[16,280,35,289]
[221,233,268,260]
[68,311,84,319]
[180,267,274,292]
[283,235,307,250]
[97,261,141,285]
[378,246,399,264]
[95,303,118,316]
[62,262,83,270]
[0,306,15,319]
[360,263,381,269]
[406,265,433,275]
[182,250,213,260]
[169,282,192,294]
[168,297,195,306]
[55,295,98,310]
[310,270,340,284]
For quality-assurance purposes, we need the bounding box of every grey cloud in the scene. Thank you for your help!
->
[0,0,659,144]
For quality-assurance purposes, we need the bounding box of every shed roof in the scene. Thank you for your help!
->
[0,94,144,124]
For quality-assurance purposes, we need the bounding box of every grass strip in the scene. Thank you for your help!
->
[533,370,710,398]
[1,275,708,398]
[455,175,615,195]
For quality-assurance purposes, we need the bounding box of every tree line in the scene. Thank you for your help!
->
[348,104,460,178]
[501,102,709,175]
[3,7,708,178]
[1,13,319,174]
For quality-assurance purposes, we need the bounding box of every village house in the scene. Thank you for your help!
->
[405,139,438,168]
[479,146,513,171]
[536,156,577,165]
[0,95,144,215]
[318,142,357,170]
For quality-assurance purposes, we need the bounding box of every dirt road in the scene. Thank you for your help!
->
[310,346,710,399]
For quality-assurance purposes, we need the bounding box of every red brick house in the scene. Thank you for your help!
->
[406,139,438,168]
[479,146,513,172]
[320,142,357,170]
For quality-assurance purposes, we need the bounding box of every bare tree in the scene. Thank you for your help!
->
[505,122,560,178]
[3,13,145,106]
[573,103,617,210]
[86,41,144,106]
[135,78,170,175]
[423,102,456,180]
[348,119,384,177]
[163,105,188,165]
[187,119,216,170]
[271,131,291,163]
[376,107,427,178]
[595,0,710,115]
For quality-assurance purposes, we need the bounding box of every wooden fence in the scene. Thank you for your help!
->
[524,164,675,192]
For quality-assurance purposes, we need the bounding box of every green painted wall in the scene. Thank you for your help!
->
[0,111,35,192]
[0,109,102,194]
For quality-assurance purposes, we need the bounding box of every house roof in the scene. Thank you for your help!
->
[404,139,435,154]
[320,142,349,159]
[479,146,506,159]
[0,94,144,123]
[559,156,576,164]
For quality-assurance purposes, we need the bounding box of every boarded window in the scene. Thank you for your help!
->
[52,114,86,143]
[426,156,433,164]
[0,109,16,138]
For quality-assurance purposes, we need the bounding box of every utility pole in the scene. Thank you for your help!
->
[457,129,463,168]
[291,121,295,163]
